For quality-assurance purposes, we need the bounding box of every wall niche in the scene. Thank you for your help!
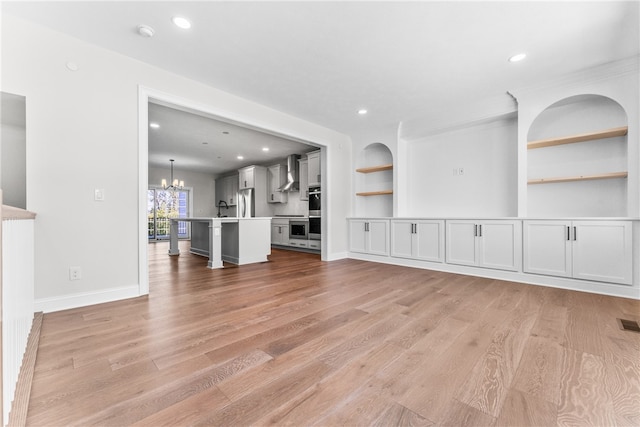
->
[527,94,628,217]
[355,143,393,217]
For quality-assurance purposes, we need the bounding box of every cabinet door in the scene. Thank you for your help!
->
[479,220,521,271]
[308,151,321,186]
[368,220,389,256]
[227,175,238,206]
[572,221,632,285]
[239,167,254,189]
[271,225,283,245]
[349,220,367,253]
[299,159,309,201]
[390,221,413,259]
[523,221,572,278]
[267,166,278,203]
[414,220,445,263]
[215,178,226,208]
[446,221,478,266]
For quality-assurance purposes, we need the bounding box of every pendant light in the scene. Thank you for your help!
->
[162,159,184,191]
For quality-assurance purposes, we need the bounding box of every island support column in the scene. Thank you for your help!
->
[208,220,223,269]
[168,219,180,255]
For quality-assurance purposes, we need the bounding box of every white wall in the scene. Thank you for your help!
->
[149,166,216,217]
[2,15,351,311]
[406,116,518,217]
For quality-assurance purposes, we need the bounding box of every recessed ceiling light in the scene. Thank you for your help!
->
[149,122,160,128]
[358,109,368,115]
[237,155,244,160]
[137,24,155,38]
[262,147,269,152]
[66,61,79,72]
[172,16,191,29]
[508,53,527,63]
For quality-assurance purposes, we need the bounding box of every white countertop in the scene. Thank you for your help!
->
[173,217,272,222]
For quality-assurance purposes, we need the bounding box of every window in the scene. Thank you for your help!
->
[148,188,190,240]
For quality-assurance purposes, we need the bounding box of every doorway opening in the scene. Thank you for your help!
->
[138,87,327,296]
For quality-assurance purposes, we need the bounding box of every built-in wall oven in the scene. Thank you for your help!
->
[308,216,321,241]
[290,220,309,240]
[308,186,321,217]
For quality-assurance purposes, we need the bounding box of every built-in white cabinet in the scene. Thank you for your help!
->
[271,219,289,246]
[267,164,288,204]
[307,150,321,187]
[215,174,239,207]
[446,220,521,271]
[308,239,321,250]
[524,220,632,285]
[299,158,309,201]
[390,219,444,262]
[349,219,389,256]
[239,166,256,190]
[289,239,309,248]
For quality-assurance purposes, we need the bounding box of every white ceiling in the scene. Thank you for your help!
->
[3,1,639,174]
[148,101,317,175]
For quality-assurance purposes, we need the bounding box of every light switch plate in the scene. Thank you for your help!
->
[94,189,105,201]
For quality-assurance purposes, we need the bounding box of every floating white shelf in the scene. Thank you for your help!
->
[528,171,628,185]
[527,126,628,150]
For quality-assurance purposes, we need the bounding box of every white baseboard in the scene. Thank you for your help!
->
[325,251,348,261]
[34,285,143,313]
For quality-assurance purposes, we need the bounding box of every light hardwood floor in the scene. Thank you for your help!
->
[26,241,640,426]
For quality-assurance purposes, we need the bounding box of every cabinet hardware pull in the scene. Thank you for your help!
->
[573,226,577,241]
[474,224,478,237]
[478,224,482,237]
[566,226,570,241]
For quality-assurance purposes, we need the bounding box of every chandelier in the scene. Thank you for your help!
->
[161,159,184,191]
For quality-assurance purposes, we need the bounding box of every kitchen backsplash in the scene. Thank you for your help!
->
[270,190,309,216]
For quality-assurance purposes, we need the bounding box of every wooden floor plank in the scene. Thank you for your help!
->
[23,242,640,426]
[557,347,616,427]
[495,388,557,426]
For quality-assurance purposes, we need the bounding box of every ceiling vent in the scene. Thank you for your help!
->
[278,154,300,192]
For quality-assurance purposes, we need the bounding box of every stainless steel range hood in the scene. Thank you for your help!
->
[278,154,300,192]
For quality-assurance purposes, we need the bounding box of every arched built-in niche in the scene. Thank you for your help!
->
[527,94,628,217]
[355,142,393,217]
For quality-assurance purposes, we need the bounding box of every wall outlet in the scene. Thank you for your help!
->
[69,266,82,281]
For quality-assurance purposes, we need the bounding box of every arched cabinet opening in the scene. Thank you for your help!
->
[527,94,629,217]
[355,143,393,217]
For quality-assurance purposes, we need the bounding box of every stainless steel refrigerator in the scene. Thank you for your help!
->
[237,188,255,218]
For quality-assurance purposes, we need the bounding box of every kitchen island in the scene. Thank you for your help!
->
[169,217,271,269]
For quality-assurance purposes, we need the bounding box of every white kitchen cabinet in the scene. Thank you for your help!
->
[289,239,309,248]
[271,219,289,246]
[391,219,444,262]
[267,164,288,204]
[299,158,309,201]
[307,150,321,187]
[239,166,256,189]
[349,219,389,256]
[215,174,238,207]
[446,220,521,272]
[225,174,238,206]
[308,239,321,250]
[524,220,632,285]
